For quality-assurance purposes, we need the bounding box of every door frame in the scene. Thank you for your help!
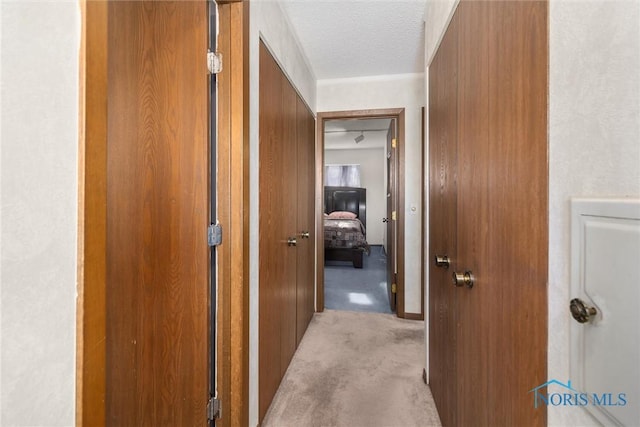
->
[76,1,249,426]
[315,108,407,317]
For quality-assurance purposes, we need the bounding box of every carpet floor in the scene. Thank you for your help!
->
[262,310,442,427]
[324,245,392,314]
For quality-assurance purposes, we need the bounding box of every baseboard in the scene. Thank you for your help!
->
[403,312,424,320]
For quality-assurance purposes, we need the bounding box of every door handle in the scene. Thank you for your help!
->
[383,218,389,223]
[434,255,450,269]
[287,237,297,247]
[452,271,474,288]
[570,298,597,323]
[299,231,310,239]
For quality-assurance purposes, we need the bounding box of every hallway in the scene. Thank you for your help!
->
[262,310,440,427]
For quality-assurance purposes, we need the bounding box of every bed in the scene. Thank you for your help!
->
[324,186,369,268]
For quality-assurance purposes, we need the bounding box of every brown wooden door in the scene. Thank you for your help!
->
[386,119,397,311]
[454,2,492,425]
[428,1,548,425]
[428,9,459,427]
[296,96,315,346]
[259,41,315,422]
[279,68,299,380]
[485,1,548,425]
[105,2,209,425]
[258,41,293,421]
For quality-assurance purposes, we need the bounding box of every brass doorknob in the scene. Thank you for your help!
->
[287,237,297,247]
[299,231,310,239]
[570,298,597,323]
[452,271,474,288]
[434,255,450,269]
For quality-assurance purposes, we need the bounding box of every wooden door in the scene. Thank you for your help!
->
[259,41,314,422]
[428,1,548,425]
[454,2,492,425]
[258,41,293,421]
[386,120,397,311]
[485,1,548,425]
[279,75,299,376]
[428,9,459,427]
[105,2,209,425]
[296,96,315,346]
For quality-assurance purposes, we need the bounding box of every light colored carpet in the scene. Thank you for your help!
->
[262,310,442,427]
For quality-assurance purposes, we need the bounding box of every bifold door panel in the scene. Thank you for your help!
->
[258,41,316,423]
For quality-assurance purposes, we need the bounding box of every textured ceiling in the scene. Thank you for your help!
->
[280,0,426,79]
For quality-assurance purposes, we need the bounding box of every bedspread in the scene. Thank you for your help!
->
[324,218,369,252]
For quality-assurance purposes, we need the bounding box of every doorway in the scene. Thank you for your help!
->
[323,118,393,313]
[316,109,407,317]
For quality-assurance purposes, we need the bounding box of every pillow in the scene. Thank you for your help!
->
[328,211,357,219]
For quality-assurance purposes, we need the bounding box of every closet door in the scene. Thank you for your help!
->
[259,41,296,420]
[258,40,316,422]
[454,2,492,426]
[279,74,299,377]
[428,10,459,427]
[485,2,548,425]
[296,96,315,346]
[428,1,547,425]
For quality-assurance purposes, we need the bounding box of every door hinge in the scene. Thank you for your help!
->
[207,396,221,421]
[391,138,397,148]
[391,211,397,221]
[207,50,223,74]
[208,223,222,247]
[391,283,397,294]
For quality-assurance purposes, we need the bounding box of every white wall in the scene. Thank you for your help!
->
[248,1,317,425]
[424,0,459,66]
[0,2,79,425]
[423,0,640,425]
[317,73,425,315]
[325,148,386,245]
[548,1,640,425]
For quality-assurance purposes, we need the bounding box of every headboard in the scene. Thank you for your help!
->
[324,186,367,230]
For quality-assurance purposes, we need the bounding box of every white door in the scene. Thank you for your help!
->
[570,198,640,426]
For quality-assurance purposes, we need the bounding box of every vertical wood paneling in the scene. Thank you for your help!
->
[78,2,107,426]
[455,2,492,426]
[229,3,251,426]
[296,96,316,345]
[105,2,209,425]
[259,41,316,423]
[279,76,299,376]
[259,41,286,421]
[428,10,459,426]
[487,2,548,425]
[428,1,548,425]
[216,6,233,427]
[217,2,250,426]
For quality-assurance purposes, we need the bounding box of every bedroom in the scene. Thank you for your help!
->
[323,117,393,313]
